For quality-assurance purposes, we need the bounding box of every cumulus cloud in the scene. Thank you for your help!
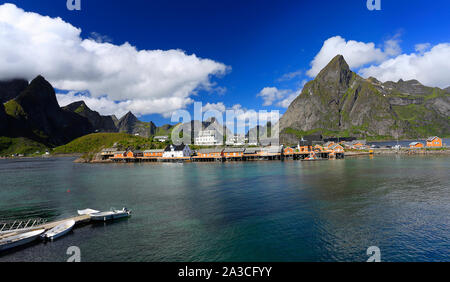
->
[0,3,228,117]
[88,32,112,43]
[202,102,226,113]
[56,91,193,118]
[276,92,298,108]
[359,43,450,88]
[257,87,292,106]
[306,35,401,77]
[414,43,431,53]
[257,87,301,108]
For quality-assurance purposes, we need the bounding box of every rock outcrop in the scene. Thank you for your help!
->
[3,75,93,145]
[0,78,29,103]
[279,55,450,143]
[117,111,156,137]
[63,101,118,132]
[0,102,8,134]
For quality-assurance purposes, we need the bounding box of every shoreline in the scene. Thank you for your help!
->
[3,149,449,162]
[76,148,450,163]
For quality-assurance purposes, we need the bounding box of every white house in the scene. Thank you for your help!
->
[226,134,246,146]
[163,143,192,158]
[195,130,221,146]
[154,136,169,142]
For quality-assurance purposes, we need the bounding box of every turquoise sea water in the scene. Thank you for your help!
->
[0,155,449,262]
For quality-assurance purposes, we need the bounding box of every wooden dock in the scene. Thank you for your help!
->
[0,214,91,240]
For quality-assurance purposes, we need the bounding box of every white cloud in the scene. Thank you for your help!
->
[56,91,193,118]
[88,32,112,43]
[306,35,400,77]
[257,87,292,106]
[278,70,302,82]
[359,43,450,88]
[276,92,298,108]
[414,43,431,53]
[202,102,226,113]
[0,3,228,117]
[257,87,301,108]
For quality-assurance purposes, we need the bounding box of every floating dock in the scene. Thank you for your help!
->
[0,214,90,241]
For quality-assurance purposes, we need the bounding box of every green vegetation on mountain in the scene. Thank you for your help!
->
[154,124,176,136]
[0,137,47,156]
[279,55,450,144]
[52,132,168,154]
[4,99,27,119]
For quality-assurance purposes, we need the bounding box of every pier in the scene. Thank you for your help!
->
[104,143,352,164]
[0,214,91,241]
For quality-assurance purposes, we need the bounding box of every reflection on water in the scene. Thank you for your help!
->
[0,156,449,262]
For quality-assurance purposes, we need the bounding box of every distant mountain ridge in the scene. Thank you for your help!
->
[0,75,174,146]
[63,101,118,133]
[278,55,450,143]
[0,78,29,103]
[116,111,157,138]
[2,75,93,146]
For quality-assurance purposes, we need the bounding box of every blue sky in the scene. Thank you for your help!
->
[1,0,449,127]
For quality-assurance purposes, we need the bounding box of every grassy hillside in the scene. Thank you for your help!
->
[52,132,168,154]
[153,124,177,137]
[4,99,27,119]
[0,137,48,156]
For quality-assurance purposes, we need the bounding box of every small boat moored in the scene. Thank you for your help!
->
[77,209,100,216]
[0,229,45,252]
[90,208,132,222]
[40,220,75,241]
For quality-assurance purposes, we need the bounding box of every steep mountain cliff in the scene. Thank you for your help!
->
[279,55,450,143]
[2,75,93,146]
[0,102,8,134]
[0,78,29,103]
[63,101,118,132]
[117,111,156,137]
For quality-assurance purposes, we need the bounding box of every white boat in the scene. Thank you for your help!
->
[0,229,45,252]
[77,208,100,215]
[41,220,75,241]
[90,208,131,222]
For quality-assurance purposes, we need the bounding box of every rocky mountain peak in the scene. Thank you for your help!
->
[116,111,156,137]
[16,75,58,108]
[279,55,450,143]
[63,101,87,111]
[315,54,352,87]
[120,111,139,123]
[63,101,118,132]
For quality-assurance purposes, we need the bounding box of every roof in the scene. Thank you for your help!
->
[114,151,126,154]
[262,146,283,154]
[324,142,335,147]
[409,142,422,146]
[198,148,223,154]
[426,136,440,142]
[244,147,263,154]
[164,143,188,151]
[131,150,143,154]
[102,148,116,152]
[223,147,245,153]
[330,144,344,150]
[143,149,164,153]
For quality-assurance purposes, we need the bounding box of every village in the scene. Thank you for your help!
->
[99,133,447,163]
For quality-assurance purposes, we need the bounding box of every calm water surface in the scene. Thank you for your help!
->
[0,155,449,262]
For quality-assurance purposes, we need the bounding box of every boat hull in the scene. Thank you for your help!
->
[41,220,75,241]
[0,229,45,252]
[90,210,131,221]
